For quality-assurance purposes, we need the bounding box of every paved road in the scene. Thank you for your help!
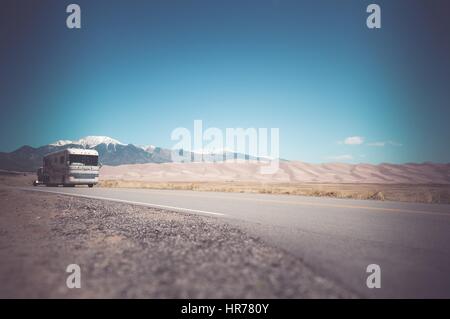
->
[23,186,450,298]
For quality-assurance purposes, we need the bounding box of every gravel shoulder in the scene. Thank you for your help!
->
[0,186,355,298]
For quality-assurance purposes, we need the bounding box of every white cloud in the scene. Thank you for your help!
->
[338,136,402,147]
[342,136,364,145]
[367,140,402,147]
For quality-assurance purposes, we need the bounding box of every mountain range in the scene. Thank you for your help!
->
[0,136,264,172]
[1,136,449,184]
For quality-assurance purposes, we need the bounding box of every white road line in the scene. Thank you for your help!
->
[20,188,226,217]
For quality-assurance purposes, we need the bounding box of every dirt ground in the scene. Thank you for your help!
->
[0,185,355,298]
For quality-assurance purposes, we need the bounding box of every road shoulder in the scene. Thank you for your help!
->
[0,186,356,298]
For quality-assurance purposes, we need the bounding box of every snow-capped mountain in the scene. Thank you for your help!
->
[0,136,173,171]
[50,140,73,147]
[140,145,156,153]
[0,136,272,171]
[51,136,124,148]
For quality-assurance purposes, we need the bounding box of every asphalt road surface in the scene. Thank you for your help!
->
[23,186,450,298]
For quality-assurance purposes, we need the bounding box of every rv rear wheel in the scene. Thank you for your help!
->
[88,184,94,188]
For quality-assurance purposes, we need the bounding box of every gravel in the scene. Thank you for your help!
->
[0,187,355,298]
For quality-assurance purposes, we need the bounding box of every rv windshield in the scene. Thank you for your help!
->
[69,154,99,166]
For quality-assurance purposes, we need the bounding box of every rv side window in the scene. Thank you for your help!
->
[60,156,64,164]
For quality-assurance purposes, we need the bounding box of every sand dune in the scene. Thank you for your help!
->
[100,161,450,184]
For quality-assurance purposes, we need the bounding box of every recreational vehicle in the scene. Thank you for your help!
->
[33,148,100,187]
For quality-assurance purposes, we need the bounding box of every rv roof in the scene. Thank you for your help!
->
[66,148,99,156]
[44,148,99,157]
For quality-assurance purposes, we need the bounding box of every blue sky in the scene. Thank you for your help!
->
[1,0,449,163]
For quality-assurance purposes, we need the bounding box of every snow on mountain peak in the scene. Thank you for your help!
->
[50,140,73,147]
[140,145,156,153]
[76,136,124,148]
[50,136,124,148]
